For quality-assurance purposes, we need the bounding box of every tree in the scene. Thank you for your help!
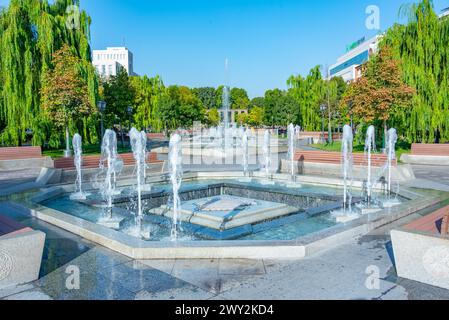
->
[287,66,324,130]
[321,76,347,143]
[102,67,135,141]
[250,97,265,110]
[246,106,264,127]
[342,46,414,146]
[41,44,95,151]
[383,0,449,142]
[192,87,217,109]
[207,108,220,126]
[131,75,164,132]
[230,88,250,110]
[0,0,97,146]
[263,89,297,127]
[157,86,206,131]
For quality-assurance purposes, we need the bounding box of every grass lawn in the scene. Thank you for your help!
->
[311,140,411,162]
[43,143,132,159]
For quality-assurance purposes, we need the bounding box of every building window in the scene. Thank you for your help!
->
[101,65,106,75]
[330,50,369,76]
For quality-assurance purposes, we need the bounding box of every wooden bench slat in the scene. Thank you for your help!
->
[54,152,162,169]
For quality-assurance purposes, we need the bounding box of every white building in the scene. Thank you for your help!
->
[92,47,136,78]
[328,35,381,82]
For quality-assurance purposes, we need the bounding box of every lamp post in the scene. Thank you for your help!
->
[320,104,327,144]
[127,106,133,132]
[98,100,106,142]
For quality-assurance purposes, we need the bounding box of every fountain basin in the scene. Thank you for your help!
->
[150,195,298,231]
[10,172,444,259]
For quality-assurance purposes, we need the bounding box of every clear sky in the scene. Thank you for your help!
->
[1,0,448,97]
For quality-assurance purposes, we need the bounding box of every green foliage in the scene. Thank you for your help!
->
[157,85,206,130]
[237,106,264,127]
[0,0,97,146]
[207,108,220,126]
[192,87,217,110]
[287,66,325,130]
[382,0,449,142]
[263,89,298,127]
[102,67,135,129]
[250,97,265,110]
[131,75,165,132]
[41,44,95,147]
[230,87,250,110]
[215,86,250,110]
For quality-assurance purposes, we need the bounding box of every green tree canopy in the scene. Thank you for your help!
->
[0,0,97,146]
[192,87,217,110]
[131,75,165,132]
[102,67,135,129]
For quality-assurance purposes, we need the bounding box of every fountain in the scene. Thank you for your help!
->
[382,128,401,208]
[364,125,376,204]
[169,133,183,241]
[129,128,145,233]
[342,125,353,210]
[242,129,249,176]
[96,129,124,228]
[263,130,271,179]
[295,125,301,139]
[70,134,90,200]
[287,124,296,179]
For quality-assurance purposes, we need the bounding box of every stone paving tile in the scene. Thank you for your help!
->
[138,259,176,274]
[0,283,35,299]
[99,260,194,294]
[262,259,296,273]
[171,259,220,294]
[55,246,133,275]
[37,269,135,300]
[4,289,53,300]
[135,286,214,300]
[218,259,266,276]
[219,238,404,300]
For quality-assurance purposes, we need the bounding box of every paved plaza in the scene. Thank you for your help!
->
[1,166,449,300]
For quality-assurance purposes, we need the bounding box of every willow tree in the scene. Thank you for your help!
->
[131,75,165,132]
[287,66,324,131]
[383,0,449,142]
[0,0,98,146]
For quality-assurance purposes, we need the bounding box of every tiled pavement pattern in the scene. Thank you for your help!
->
[1,168,449,300]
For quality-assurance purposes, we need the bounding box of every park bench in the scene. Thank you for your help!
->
[294,150,396,167]
[0,146,43,161]
[299,132,343,142]
[411,143,449,156]
[146,133,167,140]
[404,205,449,236]
[0,214,46,288]
[53,152,162,170]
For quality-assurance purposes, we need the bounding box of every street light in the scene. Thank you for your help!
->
[320,104,327,144]
[97,100,106,141]
[127,106,133,132]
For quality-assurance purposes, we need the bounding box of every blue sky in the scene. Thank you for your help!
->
[1,0,448,97]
